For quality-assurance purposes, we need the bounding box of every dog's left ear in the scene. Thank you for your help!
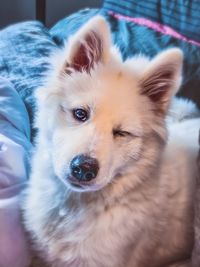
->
[139,49,183,114]
[65,16,111,74]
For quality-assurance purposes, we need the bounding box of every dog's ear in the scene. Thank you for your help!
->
[64,16,111,74]
[139,49,183,114]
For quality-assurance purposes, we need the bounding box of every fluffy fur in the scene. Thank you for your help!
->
[23,16,200,267]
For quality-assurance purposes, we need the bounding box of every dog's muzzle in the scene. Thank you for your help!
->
[70,154,99,183]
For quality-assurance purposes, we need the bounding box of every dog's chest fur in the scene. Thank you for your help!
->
[29,179,156,267]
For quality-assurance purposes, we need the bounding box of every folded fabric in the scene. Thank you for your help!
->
[0,77,32,267]
[0,21,57,134]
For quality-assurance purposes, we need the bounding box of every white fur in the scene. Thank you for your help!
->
[168,97,200,123]
[23,16,200,267]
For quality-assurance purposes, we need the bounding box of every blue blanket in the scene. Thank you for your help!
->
[0,21,56,135]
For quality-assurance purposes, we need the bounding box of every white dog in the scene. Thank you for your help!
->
[23,16,200,267]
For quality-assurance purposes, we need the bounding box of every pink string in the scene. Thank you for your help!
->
[109,11,200,47]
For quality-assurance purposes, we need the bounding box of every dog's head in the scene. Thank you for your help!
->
[36,16,183,192]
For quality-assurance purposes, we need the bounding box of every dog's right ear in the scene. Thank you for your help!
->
[63,16,111,74]
[139,49,183,115]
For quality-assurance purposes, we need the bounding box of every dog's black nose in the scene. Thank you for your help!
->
[70,155,99,182]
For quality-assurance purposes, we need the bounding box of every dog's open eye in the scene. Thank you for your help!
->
[113,129,132,138]
[72,108,89,122]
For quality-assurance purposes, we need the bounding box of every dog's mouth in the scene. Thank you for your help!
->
[62,175,104,192]
[70,182,84,189]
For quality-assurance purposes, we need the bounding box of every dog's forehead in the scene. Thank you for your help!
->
[99,69,139,98]
[62,64,141,111]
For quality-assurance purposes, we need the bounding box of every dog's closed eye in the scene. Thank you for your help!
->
[112,128,133,138]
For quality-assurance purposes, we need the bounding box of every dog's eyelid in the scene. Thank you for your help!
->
[60,104,90,112]
[71,105,90,112]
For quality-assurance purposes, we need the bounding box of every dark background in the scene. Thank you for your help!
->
[0,0,102,29]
